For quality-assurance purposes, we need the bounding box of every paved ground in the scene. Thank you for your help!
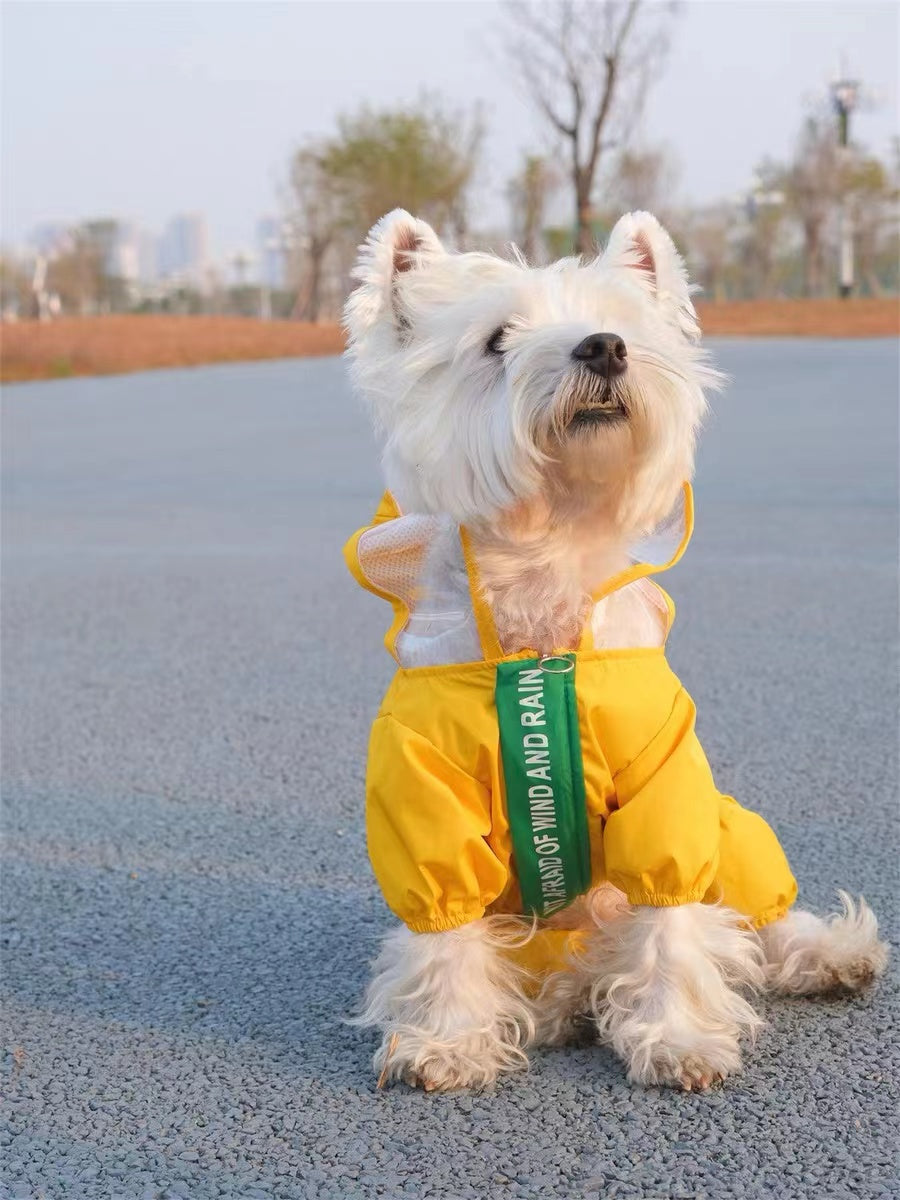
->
[2,340,898,1200]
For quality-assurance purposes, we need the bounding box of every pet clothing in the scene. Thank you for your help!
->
[345,484,797,938]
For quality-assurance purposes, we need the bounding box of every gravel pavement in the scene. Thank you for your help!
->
[2,340,898,1200]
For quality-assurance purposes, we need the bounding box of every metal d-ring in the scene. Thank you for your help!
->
[538,654,574,674]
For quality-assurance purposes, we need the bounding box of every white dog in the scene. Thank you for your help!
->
[343,209,888,1092]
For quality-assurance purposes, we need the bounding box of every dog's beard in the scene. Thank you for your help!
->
[550,366,630,440]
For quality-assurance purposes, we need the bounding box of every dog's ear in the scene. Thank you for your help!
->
[601,211,699,341]
[344,209,446,341]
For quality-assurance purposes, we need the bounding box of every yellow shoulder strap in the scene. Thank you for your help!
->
[459,526,504,661]
[589,482,694,605]
[457,484,692,660]
[576,482,692,651]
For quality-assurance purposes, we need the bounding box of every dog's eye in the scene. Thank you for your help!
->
[486,326,508,355]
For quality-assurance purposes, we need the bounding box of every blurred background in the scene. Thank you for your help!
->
[1,0,898,380]
[3,8,898,1194]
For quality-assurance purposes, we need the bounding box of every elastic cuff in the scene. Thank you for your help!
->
[749,901,795,930]
[405,908,486,934]
[623,890,708,908]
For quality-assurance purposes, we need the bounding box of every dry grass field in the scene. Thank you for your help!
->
[696,297,899,338]
[1,316,344,384]
[2,301,897,383]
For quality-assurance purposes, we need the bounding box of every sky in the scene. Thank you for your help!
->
[2,0,898,264]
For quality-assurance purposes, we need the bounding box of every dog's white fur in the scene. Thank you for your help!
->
[543,902,766,1089]
[353,921,535,1091]
[345,209,888,1090]
[760,892,889,995]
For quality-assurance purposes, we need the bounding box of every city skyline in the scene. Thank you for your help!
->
[16,210,289,291]
[2,1,897,263]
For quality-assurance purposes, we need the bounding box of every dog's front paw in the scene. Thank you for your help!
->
[584,904,764,1091]
[374,1029,524,1092]
[634,1035,743,1092]
[606,998,755,1093]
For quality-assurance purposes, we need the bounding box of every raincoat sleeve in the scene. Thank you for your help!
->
[602,687,797,926]
[365,714,509,933]
[602,687,721,908]
[713,794,797,928]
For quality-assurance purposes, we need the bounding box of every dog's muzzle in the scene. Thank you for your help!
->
[567,333,629,429]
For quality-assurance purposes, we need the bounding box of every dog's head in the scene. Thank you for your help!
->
[345,209,721,534]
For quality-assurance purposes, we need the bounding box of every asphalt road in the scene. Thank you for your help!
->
[2,339,898,1200]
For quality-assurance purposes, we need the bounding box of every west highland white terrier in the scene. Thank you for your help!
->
[342,209,888,1091]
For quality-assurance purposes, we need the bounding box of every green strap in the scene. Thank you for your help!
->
[495,655,591,917]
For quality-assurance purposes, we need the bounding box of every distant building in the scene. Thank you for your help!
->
[82,219,124,277]
[27,222,72,258]
[257,217,286,288]
[159,213,209,288]
[108,221,142,284]
[23,213,211,300]
[138,230,158,284]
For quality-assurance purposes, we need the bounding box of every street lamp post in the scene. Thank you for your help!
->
[259,265,273,322]
[229,250,255,316]
[831,77,859,299]
[259,221,296,321]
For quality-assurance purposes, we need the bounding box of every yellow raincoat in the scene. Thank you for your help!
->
[345,485,796,955]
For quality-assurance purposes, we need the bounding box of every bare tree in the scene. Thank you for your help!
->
[289,144,341,322]
[736,162,789,299]
[500,0,677,254]
[0,253,32,317]
[674,122,898,302]
[784,113,843,297]
[685,204,734,302]
[602,144,679,222]
[506,154,560,262]
[46,228,107,315]
[844,152,899,296]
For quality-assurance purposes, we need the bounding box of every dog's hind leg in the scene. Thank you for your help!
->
[353,918,536,1091]
[760,893,888,995]
[577,902,765,1090]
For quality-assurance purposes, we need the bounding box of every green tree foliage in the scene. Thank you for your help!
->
[686,115,898,301]
[321,98,483,240]
[843,151,900,296]
[289,95,483,318]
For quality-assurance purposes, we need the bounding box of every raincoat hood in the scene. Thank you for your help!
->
[344,483,694,667]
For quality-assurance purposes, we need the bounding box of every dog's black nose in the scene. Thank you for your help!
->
[572,333,628,377]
